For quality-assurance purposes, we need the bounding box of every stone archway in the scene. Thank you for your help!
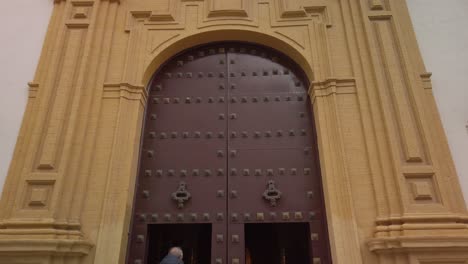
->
[121,26,363,264]
[127,42,332,264]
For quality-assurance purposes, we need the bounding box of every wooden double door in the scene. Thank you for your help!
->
[127,43,331,264]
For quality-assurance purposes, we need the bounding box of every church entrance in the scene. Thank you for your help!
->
[127,43,331,264]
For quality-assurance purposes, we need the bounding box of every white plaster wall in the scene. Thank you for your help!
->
[0,0,467,204]
[407,0,468,204]
[0,0,54,192]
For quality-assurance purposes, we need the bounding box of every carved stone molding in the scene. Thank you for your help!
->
[368,235,468,253]
[103,83,147,105]
[206,0,251,18]
[0,239,93,256]
[273,0,331,27]
[309,77,357,103]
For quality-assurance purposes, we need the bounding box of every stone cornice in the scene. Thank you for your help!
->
[368,235,468,253]
[308,77,356,104]
[0,238,93,256]
[103,82,148,106]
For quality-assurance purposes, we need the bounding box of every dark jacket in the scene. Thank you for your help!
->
[159,254,184,264]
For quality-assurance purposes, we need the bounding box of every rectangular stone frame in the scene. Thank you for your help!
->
[0,0,467,263]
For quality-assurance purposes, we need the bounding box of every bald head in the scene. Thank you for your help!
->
[169,247,183,259]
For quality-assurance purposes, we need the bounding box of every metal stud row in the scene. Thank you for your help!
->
[229,211,316,222]
[148,129,307,139]
[149,131,225,139]
[162,72,227,79]
[151,96,225,104]
[143,168,225,177]
[230,70,292,77]
[135,211,317,223]
[143,168,312,177]
[151,95,306,104]
[135,212,217,222]
[229,129,308,138]
[161,69,294,79]
[228,95,305,103]
[228,168,312,176]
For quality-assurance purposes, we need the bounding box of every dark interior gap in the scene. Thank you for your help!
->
[147,224,212,264]
[245,223,311,264]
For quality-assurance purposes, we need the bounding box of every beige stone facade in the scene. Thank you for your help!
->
[0,0,467,263]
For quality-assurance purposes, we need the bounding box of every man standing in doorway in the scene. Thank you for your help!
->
[159,247,184,264]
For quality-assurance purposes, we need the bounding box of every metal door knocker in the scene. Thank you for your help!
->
[263,180,282,206]
[172,181,191,209]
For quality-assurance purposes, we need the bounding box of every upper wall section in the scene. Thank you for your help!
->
[407,0,468,203]
[0,0,53,195]
[114,0,344,87]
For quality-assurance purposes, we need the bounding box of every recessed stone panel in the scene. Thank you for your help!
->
[23,180,55,209]
[405,175,439,204]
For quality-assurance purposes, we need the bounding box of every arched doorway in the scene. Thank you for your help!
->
[127,43,331,264]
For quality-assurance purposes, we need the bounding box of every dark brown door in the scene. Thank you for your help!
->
[127,43,331,264]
